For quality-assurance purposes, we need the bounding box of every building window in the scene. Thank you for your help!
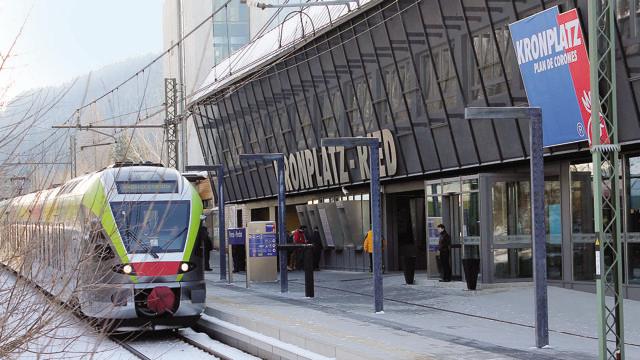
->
[356,77,374,133]
[617,0,640,40]
[384,66,403,115]
[419,47,455,124]
[212,0,250,65]
[491,177,561,280]
[626,155,640,284]
[492,181,532,279]
[344,81,362,136]
[545,178,562,280]
[470,28,508,100]
[495,24,516,86]
[571,163,596,281]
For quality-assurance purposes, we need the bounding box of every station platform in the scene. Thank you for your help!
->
[200,252,640,359]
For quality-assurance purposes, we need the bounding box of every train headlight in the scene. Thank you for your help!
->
[123,264,133,275]
[180,262,190,272]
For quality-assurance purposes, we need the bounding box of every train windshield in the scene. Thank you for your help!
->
[110,201,190,254]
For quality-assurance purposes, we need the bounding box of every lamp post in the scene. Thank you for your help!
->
[464,106,548,348]
[239,153,288,293]
[186,164,226,281]
[321,137,383,313]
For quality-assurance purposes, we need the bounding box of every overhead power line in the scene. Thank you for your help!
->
[74,0,233,115]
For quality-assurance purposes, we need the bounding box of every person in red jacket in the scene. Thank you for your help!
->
[288,225,307,270]
[293,225,307,244]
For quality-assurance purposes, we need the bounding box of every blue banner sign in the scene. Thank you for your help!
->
[227,228,246,246]
[248,233,277,257]
[509,6,607,147]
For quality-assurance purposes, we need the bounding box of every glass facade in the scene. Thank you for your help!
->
[492,181,532,279]
[491,177,561,280]
[570,163,596,281]
[213,0,250,65]
[627,156,640,284]
[192,0,640,295]
[425,177,479,279]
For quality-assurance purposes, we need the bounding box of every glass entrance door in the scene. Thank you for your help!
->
[426,178,480,280]
[443,193,462,280]
[489,176,561,281]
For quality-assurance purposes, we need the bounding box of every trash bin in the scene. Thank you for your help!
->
[462,258,480,290]
[403,256,416,285]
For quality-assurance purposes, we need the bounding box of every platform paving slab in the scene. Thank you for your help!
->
[202,253,639,359]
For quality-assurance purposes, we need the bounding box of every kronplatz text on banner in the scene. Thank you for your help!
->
[509,6,609,147]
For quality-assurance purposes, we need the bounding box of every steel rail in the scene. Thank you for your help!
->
[109,336,153,360]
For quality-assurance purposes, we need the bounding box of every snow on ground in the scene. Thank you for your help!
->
[0,270,232,359]
[0,270,125,359]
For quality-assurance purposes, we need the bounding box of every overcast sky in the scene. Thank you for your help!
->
[0,0,163,100]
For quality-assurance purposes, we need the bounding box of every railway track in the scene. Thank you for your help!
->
[110,329,234,360]
[0,266,250,359]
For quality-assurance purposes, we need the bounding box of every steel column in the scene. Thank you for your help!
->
[321,137,382,312]
[239,153,288,293]
[277,157,287,292]
[529,109,548,348]
[186,165,226,281]
[370,139,383,313]
[165,78,179,169]
[217,166,225,281]
[588,0,625,358]
[465,106,548,348]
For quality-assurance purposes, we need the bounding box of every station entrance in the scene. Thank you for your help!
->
[387,191,426,271]
[426,177,480,281]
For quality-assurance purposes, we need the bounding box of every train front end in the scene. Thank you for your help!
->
[80,164,205,330]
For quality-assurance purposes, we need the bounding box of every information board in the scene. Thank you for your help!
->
[248,233,277,257]
[116,181,177,194]
[227,228,246,246]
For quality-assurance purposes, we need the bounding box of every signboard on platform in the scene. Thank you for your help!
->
[509,6,609,147]
[227,228,246,246]
[248,233,277,257]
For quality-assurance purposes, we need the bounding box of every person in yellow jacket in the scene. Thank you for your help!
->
[363,229,385,273]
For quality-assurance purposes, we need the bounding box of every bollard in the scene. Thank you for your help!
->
[304,245,314,298]
[278,243,315,298]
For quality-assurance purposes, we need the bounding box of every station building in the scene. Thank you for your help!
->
[188,0,640,299]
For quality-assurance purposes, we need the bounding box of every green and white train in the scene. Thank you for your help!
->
[0,163,206,330]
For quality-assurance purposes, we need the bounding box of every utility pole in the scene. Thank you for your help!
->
[165,78,179,169]
[70,135,77,178]
[588,1,625,359]
[176,0,187,171]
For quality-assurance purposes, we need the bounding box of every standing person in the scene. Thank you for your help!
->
[294,225,307,244]
[231,232,246,273]
[309,226,324,270]
[363,229,373,272]
[290,225,307,270]
[437,224,451,282]
[287,230,295,271]
[198,217,213,271]
[363,230,385,273]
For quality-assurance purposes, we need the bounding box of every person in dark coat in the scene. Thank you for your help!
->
[198,219,213,271]
[232,242,246,273]
[437,224,451,282]
[309,226,324,270]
